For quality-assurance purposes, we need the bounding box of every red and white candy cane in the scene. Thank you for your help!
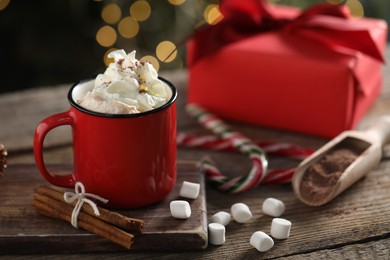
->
[177,133,312,161]
[181,104,313,193]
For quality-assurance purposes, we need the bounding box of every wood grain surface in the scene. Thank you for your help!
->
[0,162,207,253]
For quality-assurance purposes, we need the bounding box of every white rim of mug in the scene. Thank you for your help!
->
[67,76,177,118]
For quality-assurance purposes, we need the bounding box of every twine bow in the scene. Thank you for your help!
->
[188,0,384,66]
[63,182,108,228]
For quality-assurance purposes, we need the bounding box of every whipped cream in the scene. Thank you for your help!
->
[77,49,171,114]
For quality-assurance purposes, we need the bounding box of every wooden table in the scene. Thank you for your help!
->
[1,47,390,259]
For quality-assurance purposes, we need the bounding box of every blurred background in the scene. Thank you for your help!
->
[0,0,388,93]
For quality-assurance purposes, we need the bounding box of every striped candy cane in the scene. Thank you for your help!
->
[177,133,312,160]
[182,104,313,193]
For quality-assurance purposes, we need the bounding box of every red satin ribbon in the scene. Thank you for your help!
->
[188,0,384,66]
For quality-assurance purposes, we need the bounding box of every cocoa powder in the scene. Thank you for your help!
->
[299,148,358,204]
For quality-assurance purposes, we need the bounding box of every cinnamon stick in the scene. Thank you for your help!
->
[32,195,134,249]
[35,185,144,233]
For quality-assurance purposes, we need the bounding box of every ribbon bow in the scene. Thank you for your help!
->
[63,182,108,228]
[188,0,384,66]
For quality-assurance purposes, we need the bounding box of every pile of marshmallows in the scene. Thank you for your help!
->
[170,181,291,252]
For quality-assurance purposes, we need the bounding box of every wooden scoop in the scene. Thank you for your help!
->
[292,116,390,206]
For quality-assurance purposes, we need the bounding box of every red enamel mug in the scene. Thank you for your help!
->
[34,77,177,209]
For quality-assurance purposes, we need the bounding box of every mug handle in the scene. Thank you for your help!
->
[33,110,75,188]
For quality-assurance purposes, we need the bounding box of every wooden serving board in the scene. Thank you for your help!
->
[0,162,208,253]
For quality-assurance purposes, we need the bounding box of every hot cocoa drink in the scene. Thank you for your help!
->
[77,49,171,114]
[34,49,177,209]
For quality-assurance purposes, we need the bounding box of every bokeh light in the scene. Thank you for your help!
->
[103,48,118,66]
[130,0,151,22]
[326,0,364,18]
[118,16,139,38]
[101,3,122,24]
[140,55,160,71]
[0,0,10,11]
[168,0,186,5]
[156,41,177,63]
[346,0,364,18]
[96,25,117,47]
[204,4,223,25]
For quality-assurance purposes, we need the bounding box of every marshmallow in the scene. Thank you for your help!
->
[209,211,231,226]
[250,231,274,252]
[170,200,191,219]
[270,218,292,239]
[231,203,252,223]
[179,181,200,199]
[208,223,226,245]
[262,198,285,217]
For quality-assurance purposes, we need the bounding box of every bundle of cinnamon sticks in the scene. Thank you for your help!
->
[32,185,144,249]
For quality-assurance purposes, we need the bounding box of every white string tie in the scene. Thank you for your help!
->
[63,182,109,228]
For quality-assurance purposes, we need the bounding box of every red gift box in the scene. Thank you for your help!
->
[187,0,388,138]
